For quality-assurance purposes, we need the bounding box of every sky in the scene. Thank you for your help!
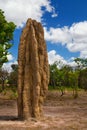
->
[0,0,87,71]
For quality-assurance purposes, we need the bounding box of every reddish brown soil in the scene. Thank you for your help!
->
[0,91,87,130]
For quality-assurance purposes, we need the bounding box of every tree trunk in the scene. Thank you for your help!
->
[2,80,5,91]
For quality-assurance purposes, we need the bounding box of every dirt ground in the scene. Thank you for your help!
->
[0,91,87,130]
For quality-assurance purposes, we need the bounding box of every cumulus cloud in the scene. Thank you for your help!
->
[44,21,87,58]
[80,50,87,58]
[48,50,67,65]
[7,54,14,61]
[44,26,71,44]
[0,0,57,27]
[2,61,18,72]
[67,57,77,68]
[48,50,77,68]
[2,54,17,72]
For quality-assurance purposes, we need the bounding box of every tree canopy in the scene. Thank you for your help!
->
[74,58,87,69]
[49,59,87,96]
[0,9,16,68]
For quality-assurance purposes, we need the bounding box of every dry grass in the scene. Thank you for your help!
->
[0,90,87,130]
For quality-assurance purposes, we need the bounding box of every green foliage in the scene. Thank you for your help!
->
[0,9,16,67]
[74,58,87,69]
[49,62,59,88]
[9,90,18,99]
[49,58,87,97]
[0,87,18,99]
[78,68,87,91]
[8,64,18,88]
[11,64,18,71]
[49,63,73,88]
[2,89,7,95]
[60,65,72,86]
[74,58,87,91]
[0,68,9,91]
[69,71,78,87]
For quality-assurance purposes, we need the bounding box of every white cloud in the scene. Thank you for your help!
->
[7,54,14,61]
[2,61,18,72]
[67,57,77,68]
[0,0,57,27]
[45,21,87,58]
[44,26,71,44]
[48,50,67,65]
[51,7,58,18]
[48,50,77,68]
[80,50,87,58]
[51,13,58,18]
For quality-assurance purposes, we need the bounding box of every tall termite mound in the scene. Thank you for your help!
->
[18,19,49,120]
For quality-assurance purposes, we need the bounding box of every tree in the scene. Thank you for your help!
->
[69,71,79,98]
[74,58,87,70]
[49,62,72,96]
[78,68,87,91]
[0,9,16,68]
[0,68,9,91]
[60,65,72,86]
[59,65,72,96]
[8,64,18,89]
[74,58,87,89]
[49,62,59,88]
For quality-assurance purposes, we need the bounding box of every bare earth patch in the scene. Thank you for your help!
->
[0,91,87,130]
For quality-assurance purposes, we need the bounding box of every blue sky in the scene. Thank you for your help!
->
[0,0,87,70]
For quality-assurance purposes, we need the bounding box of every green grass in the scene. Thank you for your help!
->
[0,86,18,99]
[48,85,84,92]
